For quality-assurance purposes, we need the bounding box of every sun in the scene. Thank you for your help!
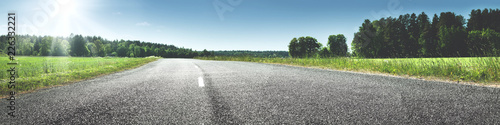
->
[51,1,86,37]
[48,0,107,38]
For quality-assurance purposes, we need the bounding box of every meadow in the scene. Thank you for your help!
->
[0,56,160,95]
[196,56,500,85]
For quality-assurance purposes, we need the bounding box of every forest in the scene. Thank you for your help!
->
[0,34,210,58]
[351,8,500,58]
[288,8,500,58]
[0,34,288,58]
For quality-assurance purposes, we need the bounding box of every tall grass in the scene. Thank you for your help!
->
[0,56,160,95]
[196,56,500,84]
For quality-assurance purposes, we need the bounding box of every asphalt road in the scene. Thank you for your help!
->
[1,58,499,124]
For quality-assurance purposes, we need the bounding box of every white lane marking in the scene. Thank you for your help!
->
[198,77,205,87]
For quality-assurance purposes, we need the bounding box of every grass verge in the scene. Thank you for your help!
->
[0,56,160,97]
[196,56,500,86]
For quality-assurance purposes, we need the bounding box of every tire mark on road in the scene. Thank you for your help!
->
[195,63,242,124]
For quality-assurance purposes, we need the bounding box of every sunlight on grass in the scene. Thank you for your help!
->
[0,56,160,95]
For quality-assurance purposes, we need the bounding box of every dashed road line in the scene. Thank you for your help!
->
[198,77,205,87]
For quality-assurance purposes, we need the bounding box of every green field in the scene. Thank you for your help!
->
[0,56,160,96]
[196,56,500,85]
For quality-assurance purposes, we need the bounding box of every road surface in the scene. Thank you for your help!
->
[1,59,499,124]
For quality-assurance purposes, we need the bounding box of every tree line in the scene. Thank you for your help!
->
[351,8,500,58]
[0,34,213,58]
[213,50,289,58]
[288,34,348,58]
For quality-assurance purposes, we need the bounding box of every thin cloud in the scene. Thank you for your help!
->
[112,12,122,15]
[136,22,151,26]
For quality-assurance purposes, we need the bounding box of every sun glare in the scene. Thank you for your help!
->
[32,0,109,40]
[60,1,79,18]
[52,1,85,37]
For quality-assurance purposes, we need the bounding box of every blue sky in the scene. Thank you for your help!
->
[1,0,499,51]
